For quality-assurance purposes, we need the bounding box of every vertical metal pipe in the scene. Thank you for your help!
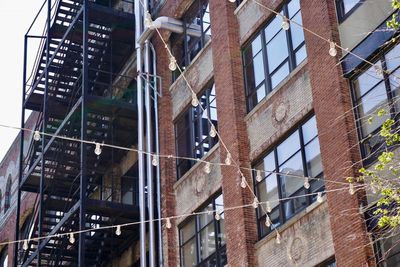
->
[149,42,164,267]
[79,0,89,266]
[135,0,147,266]
[145,39,156,266]
[14,34,28,267]
[38,1,51,265]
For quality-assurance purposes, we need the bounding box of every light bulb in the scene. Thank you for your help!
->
[240,176,247,188]
[304,177,310,189]
[266,201,272,213]
[168,56,177,71]
[375,66,383,76]
[265,216,271,228]
[276,233,281,244]
[204,162,211,174]
[256,170,262,182]
[115,225,121,236]
[94,143,102,156]
[152,155,159,166]
[144,11,153,28]
[329,41,337,57]
[69,233,75,244]
[225,153,232,166]
[166,218,172,229]
[281,16,290,31]
[191,94,199,107]
[33,130,41,141]
[228,0,236,2]
[252,197,259,209]
[23,240,29,251]
[349,183,355,195]
[210,125,217,138]
[215,211,221,221]
[371,184,377,194]
[317,192,323,203]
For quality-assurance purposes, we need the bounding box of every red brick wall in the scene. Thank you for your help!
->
[301,0,375,266]
[209,1,258,266]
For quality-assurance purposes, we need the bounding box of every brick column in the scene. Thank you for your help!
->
[152,34,179,267]
[301,1,375,266]
[209,2,258,266]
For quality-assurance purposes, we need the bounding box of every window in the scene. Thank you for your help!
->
[253,115,323,238]
[352,43,400,162]
[376,235,400,266]
[171,0,211,81]
[0,247,8,267]
[175,83,218,178]
[4,177,11,212]
[316,257,337,267]
[243,0,306,111]
[336,0,362,22]
[179,194,227,267]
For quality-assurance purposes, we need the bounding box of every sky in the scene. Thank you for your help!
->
[0,0,44,161]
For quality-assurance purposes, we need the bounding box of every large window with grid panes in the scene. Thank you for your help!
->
[336,0,363,22]
[175,82,217,179]
[243,0,306,111]
[351,43,400,164]
[179,193,227,267]
[253,115,324,238]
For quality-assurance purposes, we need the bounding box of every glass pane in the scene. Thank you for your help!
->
[389,69,400,111]
[215,194,224,210]
[305,138,323,178]
[243,35,262,65]
[199,203,214,228]
[343,0,360,13]
[257,173,279,210]
[354,63,384,98]
[263,151,276,174]
[277,130,300,164]
[279,152,304,197]
[271,62,290,88]
[302,116,318,144]
[288,0,300,18]
[295,45,307,65]
[283,190,307,220]
[290,12,304,49]
[218,215,226,246]
[358,83,389,136]
[200,224,216,261]
[385,43,400,71]
[245,55,265,91]
[267,30,289,72]
[182,238,197,267]
[265,16,281,43]
[181,220,196,243]
[256,84,266,103]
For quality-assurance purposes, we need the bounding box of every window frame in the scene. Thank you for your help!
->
[175,82,218,179]
[179,193,227,267]
[336,0,363,23]
[253,114,324,239]
[4,177,11,212]
[350,44,400,165]
[242,0,306,112]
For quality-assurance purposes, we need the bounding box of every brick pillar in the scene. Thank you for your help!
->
[301,1,375,266]
[152,34,179,267]
[209,2,258,266]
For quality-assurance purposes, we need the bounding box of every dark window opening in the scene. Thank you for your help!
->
[243,0,306,112]
[171,0,211,82]
[179,193,227,267]
[253,115,324,239]
[175,83,218,179]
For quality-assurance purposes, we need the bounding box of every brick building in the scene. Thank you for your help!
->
[0,0,399,266]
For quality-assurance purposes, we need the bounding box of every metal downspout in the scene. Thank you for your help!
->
[135,0,146,266]
[149,41,164,267]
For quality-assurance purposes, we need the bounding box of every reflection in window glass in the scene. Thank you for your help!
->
[253,115,324,238]
[243,0,307,111]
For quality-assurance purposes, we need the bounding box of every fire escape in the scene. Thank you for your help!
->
[15,0,150,266]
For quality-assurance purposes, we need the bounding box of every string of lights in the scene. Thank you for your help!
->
[0,183,366,249]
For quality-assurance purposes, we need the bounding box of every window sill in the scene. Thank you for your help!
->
[255,194,327,249]
[245,59,308,122]
[173,142,220,191]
